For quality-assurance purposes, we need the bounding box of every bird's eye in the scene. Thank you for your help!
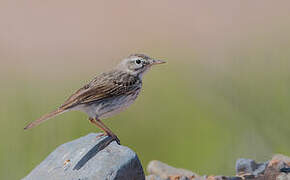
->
[135,59,141,64]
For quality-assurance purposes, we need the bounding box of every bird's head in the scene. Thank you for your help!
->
[117,54,166,78]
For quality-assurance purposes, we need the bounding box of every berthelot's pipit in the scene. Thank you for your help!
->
[24,54,165,144]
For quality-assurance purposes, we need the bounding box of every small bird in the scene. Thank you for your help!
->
[24,54,165,144]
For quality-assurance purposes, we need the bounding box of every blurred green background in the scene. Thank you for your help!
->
[1,1,290,179]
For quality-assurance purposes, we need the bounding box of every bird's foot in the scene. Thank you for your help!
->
[96,132,120,145]
[107,133,121,145]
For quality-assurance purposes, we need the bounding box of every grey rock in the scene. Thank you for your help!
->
[277,173,290,180]
[271,154,290,170]
[23,133,145,180]
[272,154,290,164]
[179,176,192,180]
[280,167,290,173]
[253,161,268,176]
[145,175,164,180]
[146,174,195,180]
[147,160,198,179]
[227,177,243,180]
[236,158,258,174]
[235,158,268,176]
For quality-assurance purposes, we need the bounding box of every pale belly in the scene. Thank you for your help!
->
[75,90,141,119]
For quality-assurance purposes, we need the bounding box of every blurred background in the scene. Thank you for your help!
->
[1,1,290,179]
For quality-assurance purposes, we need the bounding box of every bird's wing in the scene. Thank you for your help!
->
[60,72,140,110]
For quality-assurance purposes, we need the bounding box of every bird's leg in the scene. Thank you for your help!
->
[89,117,120,145]
[96,118,120,145]
[89,117,107,137]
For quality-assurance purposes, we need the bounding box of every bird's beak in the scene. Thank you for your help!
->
[151,59,166,65]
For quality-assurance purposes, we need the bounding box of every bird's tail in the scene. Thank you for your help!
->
[24,108,65,130]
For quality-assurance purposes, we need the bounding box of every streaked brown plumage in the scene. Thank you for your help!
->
[24,54,165,144]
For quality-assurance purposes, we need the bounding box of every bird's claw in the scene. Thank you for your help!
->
[97,133,121,145]
[110,134,121,145]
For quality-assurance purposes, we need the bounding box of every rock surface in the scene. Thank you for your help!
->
[23,133,145,180]
[146,154,290,180]
[236,158,268,176]
[147,160,198,180]
[23,133,290,180]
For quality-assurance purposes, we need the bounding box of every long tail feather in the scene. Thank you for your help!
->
[24,108,65,130]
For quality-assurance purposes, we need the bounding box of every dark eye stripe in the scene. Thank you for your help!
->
[136,60,141,64]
